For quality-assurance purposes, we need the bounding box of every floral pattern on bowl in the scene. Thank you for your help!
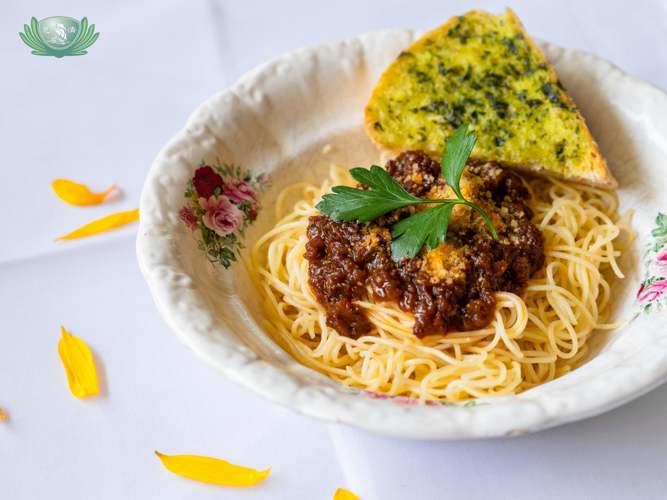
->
[178,159,270,268]
[341,387,482,407]
[635,213,667,315]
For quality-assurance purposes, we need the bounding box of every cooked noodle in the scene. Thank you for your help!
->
[247,165,634,402]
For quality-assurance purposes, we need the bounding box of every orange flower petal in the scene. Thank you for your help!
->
[56,208,139,240]
[0,408,6,420]
[53,179,117,206]
[155,452,270,486]
[58,327,99,398]
[334,488,360,500]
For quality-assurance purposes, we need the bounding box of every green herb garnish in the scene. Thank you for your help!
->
[316,123,499,260]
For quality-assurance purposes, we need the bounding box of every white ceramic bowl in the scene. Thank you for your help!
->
[137,29,667,439]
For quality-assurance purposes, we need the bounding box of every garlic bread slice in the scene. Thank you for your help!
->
[365,8,617,189]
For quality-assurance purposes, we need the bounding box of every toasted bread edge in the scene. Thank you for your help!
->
[504,8,618,189]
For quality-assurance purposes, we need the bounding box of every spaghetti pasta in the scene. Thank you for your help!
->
[248,165,634,402]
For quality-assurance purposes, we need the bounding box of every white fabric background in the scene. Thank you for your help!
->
[2,1,667,498]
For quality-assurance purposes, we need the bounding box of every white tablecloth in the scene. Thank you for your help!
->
[3,1,667,498]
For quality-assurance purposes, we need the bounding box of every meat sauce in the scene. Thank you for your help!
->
[304,150,545,339]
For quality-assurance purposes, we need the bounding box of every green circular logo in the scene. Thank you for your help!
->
[19,16,99,58]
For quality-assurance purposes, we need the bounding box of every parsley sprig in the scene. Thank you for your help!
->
[316,123,499,260]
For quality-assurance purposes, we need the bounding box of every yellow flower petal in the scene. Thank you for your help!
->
[53,179,117,206]
[58,327,99,398]
[334,488,360,500]
[56,208,139,240]
[0,408,6,420]
[155,452,270,486]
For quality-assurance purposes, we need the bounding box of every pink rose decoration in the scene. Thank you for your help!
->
[649,247,667,278]
[200,195,243,236]
[258,174,269,184]
[178,204,197,231]
[223,180,256,204]
[636,279,667,306]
